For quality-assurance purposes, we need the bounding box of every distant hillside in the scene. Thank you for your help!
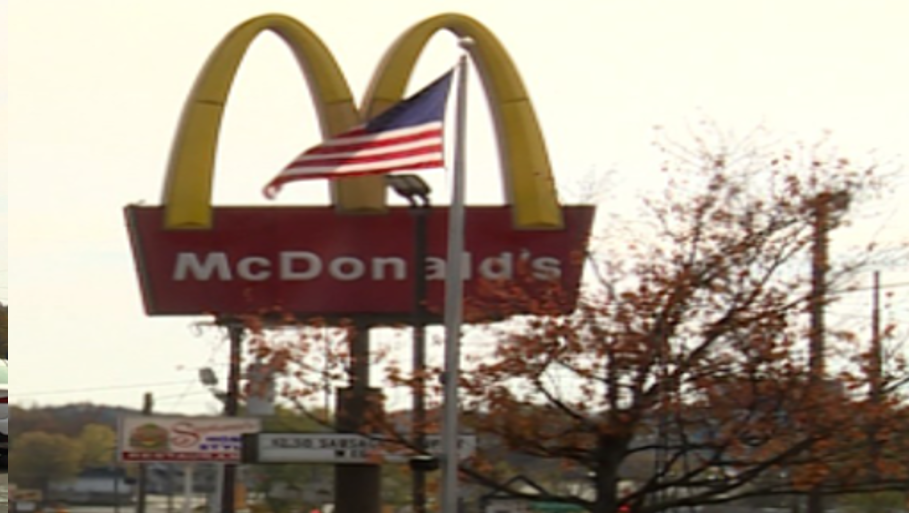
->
[11,403,175,438]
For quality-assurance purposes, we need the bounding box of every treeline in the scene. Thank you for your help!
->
[8,404,435,512]
[2,305,7,358]
[11,403,128,437]
[10,404,121,492]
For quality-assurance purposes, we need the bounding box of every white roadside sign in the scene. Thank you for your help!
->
[118,415,261,463]
[249,432,477,464]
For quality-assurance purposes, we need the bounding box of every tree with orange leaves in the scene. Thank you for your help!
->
[247,126,907,513]
[449,127,908,513]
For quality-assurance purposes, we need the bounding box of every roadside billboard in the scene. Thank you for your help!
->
[117,416,261,463]
[126,13,595,322]
[127,206,592,319]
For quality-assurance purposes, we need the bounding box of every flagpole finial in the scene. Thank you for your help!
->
[458,37,475,50]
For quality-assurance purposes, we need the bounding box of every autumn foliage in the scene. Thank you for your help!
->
[247,128,908,513]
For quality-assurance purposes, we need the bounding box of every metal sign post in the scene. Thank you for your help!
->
[182,464,195,513]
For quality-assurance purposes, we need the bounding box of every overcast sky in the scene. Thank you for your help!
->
[0,0,7,306]
[7,0,908,415]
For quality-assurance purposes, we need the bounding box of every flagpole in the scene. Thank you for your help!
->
[441,40,471,513]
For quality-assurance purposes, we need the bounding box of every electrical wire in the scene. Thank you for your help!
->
[19,380,194,398]
[152,390,214,402]
[164,325,230,411]
[833,281,909,294]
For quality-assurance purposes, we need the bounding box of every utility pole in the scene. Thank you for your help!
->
[137,391,153,513]
[806,192,830,513]
[870,271,883,404]
[867,271,883,482]
[805,190,848,513]
[411,202,430,513]
[808,192,832,379]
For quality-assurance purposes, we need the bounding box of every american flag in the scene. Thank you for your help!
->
[264,70,454,198]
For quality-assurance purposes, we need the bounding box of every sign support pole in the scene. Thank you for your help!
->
[221,323,244,513]
[114,463,121,513]
[335,321,382,513]
[137,392,153,513]
[183,464,195,513]
[441,46,471,513]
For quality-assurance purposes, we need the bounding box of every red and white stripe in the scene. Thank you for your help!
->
[264,121,444,198]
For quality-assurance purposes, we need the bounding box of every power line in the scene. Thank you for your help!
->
[19,379,196,398]
[168,376,205,411]
[166,333,228,411]
[834,281,909,294]
[152,390,213,402]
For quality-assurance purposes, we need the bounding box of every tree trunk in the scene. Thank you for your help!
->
[593,435,629,513]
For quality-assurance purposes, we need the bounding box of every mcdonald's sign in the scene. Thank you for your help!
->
[125,13,595,321]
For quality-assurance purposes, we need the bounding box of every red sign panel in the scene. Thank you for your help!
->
[125,206,595,321]
[120,451,239,462]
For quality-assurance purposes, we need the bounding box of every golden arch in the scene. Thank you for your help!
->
[163,13,563,230]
